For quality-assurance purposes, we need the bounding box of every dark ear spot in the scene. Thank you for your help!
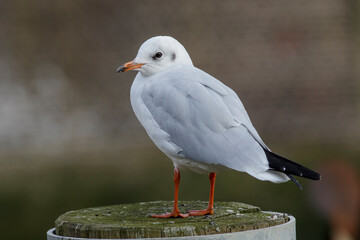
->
[172,53,176,61]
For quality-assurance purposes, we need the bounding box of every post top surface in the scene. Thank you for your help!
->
[56,201,290,239]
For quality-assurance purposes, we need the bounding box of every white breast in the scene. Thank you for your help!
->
[130,74,183,159]
[130,74,226,174]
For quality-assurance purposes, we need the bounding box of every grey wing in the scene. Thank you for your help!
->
[142,67,270,174]
[202,72,270,151]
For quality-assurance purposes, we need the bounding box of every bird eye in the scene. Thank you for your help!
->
[154,52,163,59]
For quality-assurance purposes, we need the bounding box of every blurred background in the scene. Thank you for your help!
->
[0,1,359,239]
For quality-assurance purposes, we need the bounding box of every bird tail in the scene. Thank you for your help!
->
[264,149,321,190]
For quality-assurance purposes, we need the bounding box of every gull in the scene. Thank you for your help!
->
[116,36,320,218]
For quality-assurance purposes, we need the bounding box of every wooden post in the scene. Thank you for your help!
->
[49,201,295,239]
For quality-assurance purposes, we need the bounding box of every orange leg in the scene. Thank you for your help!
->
[151,168,189,218]
[188,172,216,216]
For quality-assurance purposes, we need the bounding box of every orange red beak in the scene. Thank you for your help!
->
[116,61,145,73]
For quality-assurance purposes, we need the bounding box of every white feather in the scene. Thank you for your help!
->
[129,36,289,183]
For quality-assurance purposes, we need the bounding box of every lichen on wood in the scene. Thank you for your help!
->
[55,201,289,239]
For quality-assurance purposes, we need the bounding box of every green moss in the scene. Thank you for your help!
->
[55,201,289,238]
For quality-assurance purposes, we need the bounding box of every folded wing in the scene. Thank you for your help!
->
[141,66,287,182]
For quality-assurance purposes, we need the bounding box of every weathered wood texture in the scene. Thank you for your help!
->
[55,201,289,239]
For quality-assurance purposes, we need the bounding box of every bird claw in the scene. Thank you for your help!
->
[187,208,213,216]
[151,211,189,218]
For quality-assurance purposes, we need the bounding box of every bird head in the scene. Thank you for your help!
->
[116,36,193,77]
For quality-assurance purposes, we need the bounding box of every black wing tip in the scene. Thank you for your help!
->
[264,149,321,181]
[308,172,321,181]
[298,168,321,181]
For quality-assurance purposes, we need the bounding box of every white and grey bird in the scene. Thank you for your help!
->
[117,36,320,218]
